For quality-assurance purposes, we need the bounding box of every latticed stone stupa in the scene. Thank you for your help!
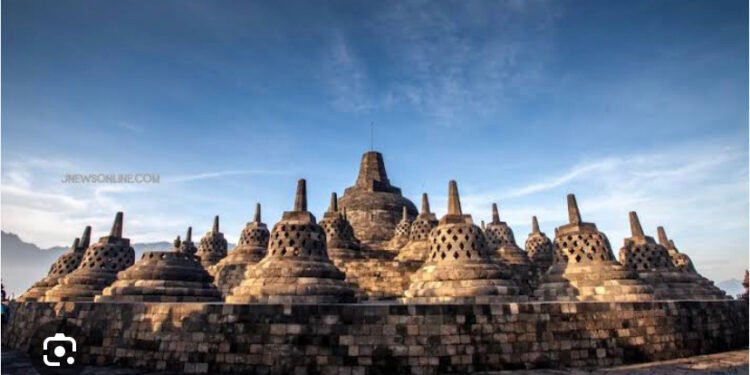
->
[97,233,221,302]
[524,216,554,273]
[484,203,536,293]
[619,212,727,300]
[338,151,417,247]
[386,206,412,251]
[212,203,269,295]
[534,195,655,302]
[18,226,91,302]
[227,179,356,304]
[320,192,363,261]
[179,227,197,256]
[657,226,697,273]
[403,181,521,303]
[44,212,136,302]
[395,193,438,263]
[196,216,228,268]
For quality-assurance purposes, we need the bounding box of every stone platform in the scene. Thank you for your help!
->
[3,300,747,374]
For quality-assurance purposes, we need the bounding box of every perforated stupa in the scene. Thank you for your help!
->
[320,192,363,261]
[338,151,417,247]
[484,203,535,293]
[657,226,697,273]
[227,179,356,303]
[524,216,554,273]
[534,195,655,302]
[403,181,521,303]
[196,216,228,268]
[212,203,269,295]
[44,212,136,302]
[386,206,412,251]
[395,193,438,263]
[97,232,222,302]
[18,226,91,302]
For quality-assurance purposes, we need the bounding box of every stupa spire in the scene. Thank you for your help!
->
[421,193,431,214]
[532,216,540,234]
[328,192,338,213]
[447,180,462,215]
[173,236,181,249]
[110,212,124,238]
[253,203,261,223]
[186,227,193,242]
[80,226,92,250]
[567,194,582,224]
[657,226,669,247]
[212,215,220,232]
[629,211,645,238]
[402,206,408,221]
[294,179,307,211]
[355,151,391,190]
[491,203,500,224]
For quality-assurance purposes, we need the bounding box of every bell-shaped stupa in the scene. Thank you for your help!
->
[196,216,228,268]
[227,179,356,303]
[403,181,521,303]
[525,216,554,273]
[338,151,418,247]
[386,206,412,251]
[484,203,536,294]
[534,195,655,302]
[97,233,221,302]
[179,227,198,256]
[618,212,727,300]
[212,203,270,295]
[395,193,438,263]
[18,227,91,302]
[44,212,136,302]
[657,226,697,273]
[320,192,363,261]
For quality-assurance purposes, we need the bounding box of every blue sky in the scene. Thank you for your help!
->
[2,0,748,282]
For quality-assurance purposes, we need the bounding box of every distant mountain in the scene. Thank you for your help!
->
[717,278,744,298]
[1,231,233,297]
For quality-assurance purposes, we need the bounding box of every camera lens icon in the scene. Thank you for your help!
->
[43,333,77,367]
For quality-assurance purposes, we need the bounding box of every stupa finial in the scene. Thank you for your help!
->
[110,212,124,238]
[71,237,80,250]
[173,236,181,249]
[80,226,92,249]
[447,180,462,215]
[421,193,431,214]
[402,206,408,221]
[328,192,338,213]
[294,179,307,211]
[657,226,669,247]
[491,203,500,224]
[629,211,645,238]
[532,216,540,234]
[567,194,582,224]
[186,227,193,242]
[212,215,220,232]
[254,203,261,223]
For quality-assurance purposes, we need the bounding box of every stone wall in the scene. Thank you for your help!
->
[4,300,747,374]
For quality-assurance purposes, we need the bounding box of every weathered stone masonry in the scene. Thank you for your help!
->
[4,300,747,374]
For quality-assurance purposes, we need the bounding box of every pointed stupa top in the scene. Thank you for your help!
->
[79,226,92,250]
[625,211,658,245]
[186,227,193,242]
[173,236,181,249]
[481,220,485,230]
[71,238,81,251]
[439,181,473,225]
[212,215,220,233]
[531,216,540,234]
[253,203,261,223]
[567,194,582,225]
[354,151,399,193]
[295,179,307,212]
[329,192,339,213]
[110,212,124,238]
[180,226,197,256]
[421,193,431,214]
[557,194,598,235]
[491,203,501,224]
[657,226,671,249]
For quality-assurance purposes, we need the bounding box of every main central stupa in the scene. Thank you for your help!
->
[338,151,418,247]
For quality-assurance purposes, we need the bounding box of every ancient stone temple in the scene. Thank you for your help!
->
[227,179,356,303]
[179,227,197,256]
[524,216,554,272]
[18,226,91,302]
[535,195,655,302]
[212,204,269,296]
[338,151,417,247]
[196,216,228,268]
[741,270,749,301]
[44,212,136,302]
[484,203,536,293]
[96,233,221,302]
[385,206,412,251]
[619,212,727,300]
[657,226,697,273]
[403,181,521,303]
[319,192,363,261]
[395,193,438,263]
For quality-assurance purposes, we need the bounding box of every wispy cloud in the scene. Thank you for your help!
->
[324,31,373,114]
[166,169,289,183]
